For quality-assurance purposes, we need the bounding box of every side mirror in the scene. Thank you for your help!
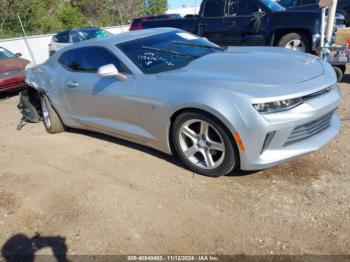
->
[15,53,22,57]
[97,64,127,81]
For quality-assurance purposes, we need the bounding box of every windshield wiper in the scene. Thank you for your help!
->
[142,46,199,58]
[172,41,225,51]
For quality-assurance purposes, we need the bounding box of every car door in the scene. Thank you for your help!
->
[58,46,142,138]
[198,0,226,45]
[222,0,267,46]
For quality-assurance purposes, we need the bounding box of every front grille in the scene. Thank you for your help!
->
[284,112,334,147]
[302,86,333,101]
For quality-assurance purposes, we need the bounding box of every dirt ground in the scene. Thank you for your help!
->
[0,77,350,258]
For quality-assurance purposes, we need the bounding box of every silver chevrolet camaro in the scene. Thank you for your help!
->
[25,28,341,177]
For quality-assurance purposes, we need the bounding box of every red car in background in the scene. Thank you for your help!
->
[129,14,182,31]
[0,47,30,94]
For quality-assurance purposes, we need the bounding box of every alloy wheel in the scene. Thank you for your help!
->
[285,39,306,52]
[178,119,226,170]
[41,98,51,129]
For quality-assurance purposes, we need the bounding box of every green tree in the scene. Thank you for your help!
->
[57,4,87,30]
[145,0,168,15]
[0,0,149,39]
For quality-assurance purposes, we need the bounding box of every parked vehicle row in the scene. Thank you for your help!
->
[138,0,324,53]
[129,14,182,31]
[23,28,341,177]
[275,0,346,31]
[49,27,113,56]
[275,0,350,26]
[0,47,30,94]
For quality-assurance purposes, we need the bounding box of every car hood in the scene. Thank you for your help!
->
[0,58,29,73]
[171,47,324,86]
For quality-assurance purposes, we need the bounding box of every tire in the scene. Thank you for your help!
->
[41,95,65,134]
[172,111,238,177]
[333,66,344,82]
[277,32,310,53]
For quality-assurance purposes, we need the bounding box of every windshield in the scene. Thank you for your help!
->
[274,0,297,7]
[0,48,15,60]
[117,30,223,74]
[71,28,113,43]
[261,0,286,11]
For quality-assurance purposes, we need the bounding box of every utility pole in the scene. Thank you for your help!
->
[325,0,338,44]
[17,13,36,65]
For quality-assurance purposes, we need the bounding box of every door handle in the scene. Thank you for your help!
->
[67,81,79,88]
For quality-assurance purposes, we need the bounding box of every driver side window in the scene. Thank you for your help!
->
[59,47,130,74]
[226,0,260,16]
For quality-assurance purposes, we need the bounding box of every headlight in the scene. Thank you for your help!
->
[253,97,303,114]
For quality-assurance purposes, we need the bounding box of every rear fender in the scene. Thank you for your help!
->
[17,87,42,123]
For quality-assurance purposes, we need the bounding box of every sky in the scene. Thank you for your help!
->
[168,0,202,8]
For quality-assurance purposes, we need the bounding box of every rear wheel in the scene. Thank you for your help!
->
[41,95,65,134]
[172,112,237,177]
[277,32,310,53]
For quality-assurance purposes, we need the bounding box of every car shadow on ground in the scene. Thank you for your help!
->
[67,128,186,170]
[68,128,260,178]
[342,73,350,84]
[1,233,68,262]
[0,91,19,102]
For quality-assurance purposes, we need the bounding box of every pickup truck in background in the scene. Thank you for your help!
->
[275,0,350,27]
[138,0,323,53]
[275,0,346,29]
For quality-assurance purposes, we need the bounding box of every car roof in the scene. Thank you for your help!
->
[65,28,178,48]
[55,27,100,35]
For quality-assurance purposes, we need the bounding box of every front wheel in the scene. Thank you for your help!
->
[172,112,238,177]
[277,32,310,53]
[41,95,65,134]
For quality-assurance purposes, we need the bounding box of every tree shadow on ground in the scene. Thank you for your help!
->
[1,233,68,262]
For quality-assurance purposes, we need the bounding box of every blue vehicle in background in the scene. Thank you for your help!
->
[49,27,112,56]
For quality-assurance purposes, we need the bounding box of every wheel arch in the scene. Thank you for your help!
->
[37,88,67,127]
[168,106,242,167]
[268,28,312,46]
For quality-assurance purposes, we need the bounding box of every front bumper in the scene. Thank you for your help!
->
[237,86,341,171]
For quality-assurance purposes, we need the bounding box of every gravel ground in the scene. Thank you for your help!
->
[0,77,349,257]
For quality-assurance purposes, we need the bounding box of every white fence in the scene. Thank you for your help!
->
[0,5,199,65]
[0,25,129,64]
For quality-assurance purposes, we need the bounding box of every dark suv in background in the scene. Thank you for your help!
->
[129,14,182,31]
[141,0,324,53]
[276,0,350,26]
[338,0,350,26]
